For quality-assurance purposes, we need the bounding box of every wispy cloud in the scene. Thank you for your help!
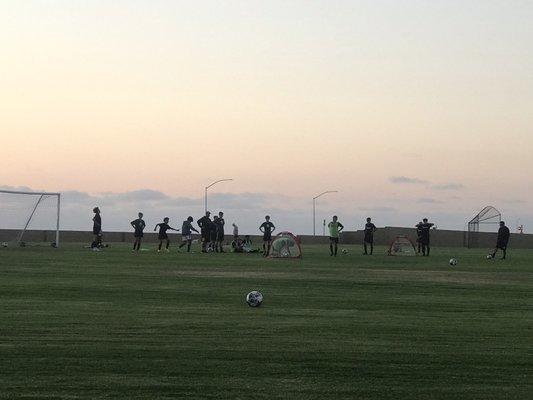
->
[432,183,465,190]
[417,198,443,204]
[389,176,429,185]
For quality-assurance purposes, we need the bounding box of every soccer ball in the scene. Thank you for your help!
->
[1,242,7,248]
[342,249,348,255]
[246,291,263,307]
[449,258,458,266]
[486,254,493,260]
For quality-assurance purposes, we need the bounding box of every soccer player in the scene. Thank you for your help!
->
[259,215,275,256]
[363,217,377,255]
[154,217,179,252]
[130,212,146,251]
[91,207,102,249]
[178,216,199,253]
[416,218,434,256]
[415,221,424,253]
[327,216,344,256]
[215,211,225,253]
[232,223,239,240]
[489,221,510,259]
[197,211,212,253]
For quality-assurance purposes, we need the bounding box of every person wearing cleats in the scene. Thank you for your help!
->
[154,217,179,252]
[416,218,434,256]
[490,221,510,259]
[363,217,377,255]
[215,211,225,252]
[131,212,146,251]
[259,215,275,256]
[328,216,344,256]
[197,211,212,253]
[179,216,198,253]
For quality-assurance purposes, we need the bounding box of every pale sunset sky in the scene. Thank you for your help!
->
[1,1,532,234]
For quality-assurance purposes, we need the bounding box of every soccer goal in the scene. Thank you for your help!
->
[0,190,61,247]
[467,206,501,248]
[387,235,417,256]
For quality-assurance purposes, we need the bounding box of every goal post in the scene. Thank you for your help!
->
[0,190,61,247]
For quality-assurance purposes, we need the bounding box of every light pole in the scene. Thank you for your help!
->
[313,191,338,236]
[205,178,233,213]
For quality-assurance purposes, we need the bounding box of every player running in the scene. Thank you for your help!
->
[327,216,344,256]
[416,218,434,256]
[259,215,276,256]
[489,221,510,259]
[197,211,212,253]
[91,207,102,249]
[130,212,146,251]
[178,216,199,253]
[363,217,377,255]
[154,217,179,252]
[215,212,225,253]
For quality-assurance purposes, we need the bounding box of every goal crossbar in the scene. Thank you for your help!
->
[0,190,61,247]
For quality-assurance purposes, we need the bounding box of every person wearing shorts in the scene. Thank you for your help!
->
[215,211,225,253]
[328,216,344,256]
[179,216,198,253]
[154,217,179,252]
[197,211,212,253]
[259,215,275,257]
[130,212,146,251]
[363,217,377,255]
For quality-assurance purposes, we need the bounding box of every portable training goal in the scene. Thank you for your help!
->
[467,206,501,248]
[268,232,302,258]
[387,235,417,256]
[0,189,61,247]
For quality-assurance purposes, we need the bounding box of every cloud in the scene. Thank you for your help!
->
[358,206,396,212]
[389,176,429,185]
[417,198,443,204]
[431,183,465,190]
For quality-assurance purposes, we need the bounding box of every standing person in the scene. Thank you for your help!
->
[154,217,179,252]
[327,216,344,256]
[210,216,219,252]
[490,221,510,259]
[415,221,424,253]
[130,212,146,251]
[363,217,377,255]
[91,207,102,249]
[417,218,434,256]
[215,212,226,253]
[259,215,276,256]
[232,223,239,240]
[178,216,199,253]
[197,211,212,253]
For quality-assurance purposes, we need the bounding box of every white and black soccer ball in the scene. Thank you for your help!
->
[1,242,7,248]
[342,249,348,255]
[486,254,493,260]
[449,258,458,266]
[246,291,263,307]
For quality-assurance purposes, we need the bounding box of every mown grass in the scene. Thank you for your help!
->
[0,244,532,399]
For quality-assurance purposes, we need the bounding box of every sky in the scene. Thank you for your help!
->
[1,1,532,234]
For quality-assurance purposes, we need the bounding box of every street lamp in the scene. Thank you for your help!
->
[313,191,338,236]
[205,178,233,213]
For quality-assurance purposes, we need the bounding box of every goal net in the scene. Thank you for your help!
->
[0,190,61,247]
[467,206,501,248]
[387,235,417,256]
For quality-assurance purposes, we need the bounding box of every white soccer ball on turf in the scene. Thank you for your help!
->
[246,291,263,307]
[1,242,7,248]
[342,249,348,255]
[449,258,458,266]
[486,254,493,260]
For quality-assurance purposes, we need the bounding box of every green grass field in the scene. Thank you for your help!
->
[0,244,532,399]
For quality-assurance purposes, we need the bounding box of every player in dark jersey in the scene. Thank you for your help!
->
[178,216,199,253]
[415,221,423,253]
[154,217,179,252]
[210,216,219,252]
[416,218,434,256]
[259,215,275,256]
[363,217,377,255]
[489,221,510,259]
[130,212,146,251]
[91,207,102,249]
[215,211,225,253]
[197,211,212,253]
